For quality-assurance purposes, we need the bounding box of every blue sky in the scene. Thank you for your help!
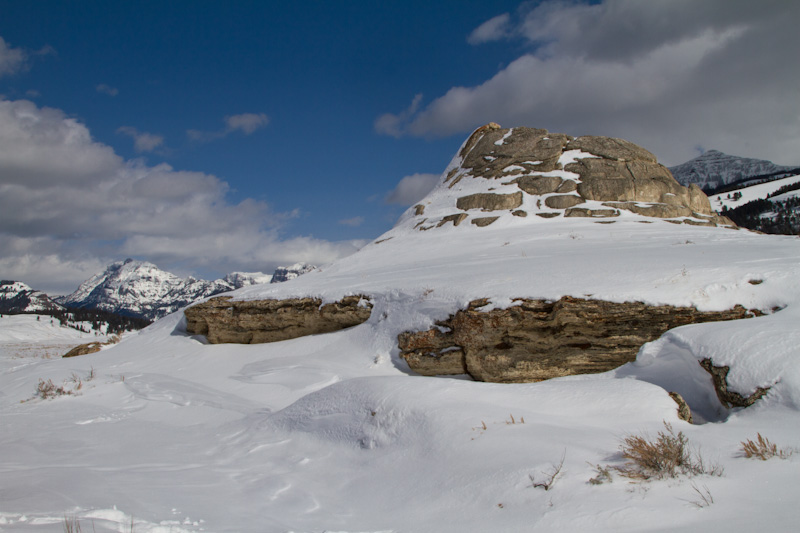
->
[1,0,798,293]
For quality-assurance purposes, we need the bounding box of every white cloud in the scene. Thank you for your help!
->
[385,173,440,205]
[374,94,423,138]
[338,216,364,227]
[0,37,26,78]
[467,13,511,45]
[377,0,800,166]
[117,126,165,153]
[0,97,359,294]
[225,113,269,135]
[188,112,270,142]
[96,83,119,96]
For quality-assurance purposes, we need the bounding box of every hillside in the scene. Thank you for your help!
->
[1,126,798,532]
[668,149,800,192]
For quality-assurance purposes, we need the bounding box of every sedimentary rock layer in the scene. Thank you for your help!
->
[184,295,372,344]
[398,297,751,383]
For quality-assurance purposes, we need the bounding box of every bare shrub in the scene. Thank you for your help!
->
[530,451,565,491]
[740,433,792,460]
[36,379,71,400]
[614,422,721,480]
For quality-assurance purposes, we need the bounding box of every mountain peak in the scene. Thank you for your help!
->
[669,150,799,190]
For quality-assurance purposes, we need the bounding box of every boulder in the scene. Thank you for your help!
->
[399,297,751,383]
[544,194,584,209]
[471,216,499,227]
[185,295,372,344]
[456,192,523,211]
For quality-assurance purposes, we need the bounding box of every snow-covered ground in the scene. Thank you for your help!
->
[0,314,111,360]
[2,215,800,532]
[709,173,800,211]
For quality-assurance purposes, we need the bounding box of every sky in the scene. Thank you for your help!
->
[1,0,798,294]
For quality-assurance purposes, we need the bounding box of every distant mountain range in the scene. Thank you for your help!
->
[0,281,64,314]
[668,150,800,192]
[2,260,316,320]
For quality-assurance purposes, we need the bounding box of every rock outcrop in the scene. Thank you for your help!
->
[184,295,372,344]
[398,297,751,383]
[414,124,735,229]
[699,358,772,408]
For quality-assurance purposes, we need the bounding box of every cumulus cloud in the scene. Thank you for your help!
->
[385,173,440,205]
[0,37,26,77]
[0,98,358,294]
[467,13,511,45]
[377,0,800,165]
[117,126,164,153]
[187,112,270,142]
[96,83,119,96]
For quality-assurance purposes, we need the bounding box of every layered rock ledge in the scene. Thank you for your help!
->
[184,295,372,344]
[398,297,751,383]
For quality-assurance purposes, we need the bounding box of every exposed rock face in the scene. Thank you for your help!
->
[455,192,523,211]
[63,341,104,358]
[699,359,771,408]
[184,295,372,344]
[416,124,736,230]
[398,297,751,383]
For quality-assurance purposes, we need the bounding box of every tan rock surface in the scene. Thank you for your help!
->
[399,297,751,383]
[185,295,372,344]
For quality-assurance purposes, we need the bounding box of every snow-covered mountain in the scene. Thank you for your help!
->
[56,259,312,320]
[0,280,64,314]
[56,259,246,320]
[269,262,316,283]
[3,126,799,532]
[669,149,799,191]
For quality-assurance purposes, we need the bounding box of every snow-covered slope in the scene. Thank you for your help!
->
[669,149,799,191]
[0,280,64,314]
[2,127,799,532]
[709,173,800,212]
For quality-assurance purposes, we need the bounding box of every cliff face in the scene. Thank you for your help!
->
[398,297,752,383]
[184,295,372,344]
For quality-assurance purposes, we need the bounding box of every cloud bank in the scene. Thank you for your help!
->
[376,0,800,165]
[0,99,360,294]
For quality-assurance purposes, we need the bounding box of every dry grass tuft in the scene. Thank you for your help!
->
[740,433,792,460]
[614,422,722,480]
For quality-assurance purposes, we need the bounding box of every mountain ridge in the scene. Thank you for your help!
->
[668,149,800,192]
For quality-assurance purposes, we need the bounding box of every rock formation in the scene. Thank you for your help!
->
[412,124,734,229]
[184,295,372,344]
[398,297,751,383]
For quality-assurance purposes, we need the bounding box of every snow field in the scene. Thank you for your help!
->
[1,216,800,531]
